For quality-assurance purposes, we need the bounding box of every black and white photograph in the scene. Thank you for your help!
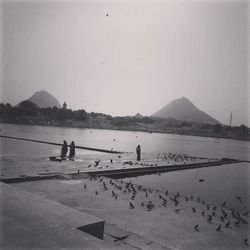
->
[0,0,249,249]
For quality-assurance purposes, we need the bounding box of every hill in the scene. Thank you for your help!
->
[26,90,61,108]
[153,97,219,124]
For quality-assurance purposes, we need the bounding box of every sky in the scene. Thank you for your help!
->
[0,0,249,126]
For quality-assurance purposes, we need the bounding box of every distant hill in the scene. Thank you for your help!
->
[153,97,219,124]
[25,90,61,108]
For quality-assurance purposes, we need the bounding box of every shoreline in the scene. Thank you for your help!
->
[1,121,249,142]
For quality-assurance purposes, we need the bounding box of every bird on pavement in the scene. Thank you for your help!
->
[194,224,199,232]
[216,224,222,232]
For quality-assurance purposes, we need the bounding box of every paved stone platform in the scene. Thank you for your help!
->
[12,176,250,250]
[1,151,248,249]
[0,152,220,181]
[0,182,118,249]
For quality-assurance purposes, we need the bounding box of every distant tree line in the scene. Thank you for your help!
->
[0,101,88,122]
[0,101,249,138]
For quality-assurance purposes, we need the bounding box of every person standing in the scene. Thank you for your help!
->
[69,141,75,158]
[136,145,141,161]
[61,140,68,158]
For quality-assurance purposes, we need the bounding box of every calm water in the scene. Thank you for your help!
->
[1,123,249,210]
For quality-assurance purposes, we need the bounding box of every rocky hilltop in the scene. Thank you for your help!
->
[153,97,219,124]
[26,90,61,108]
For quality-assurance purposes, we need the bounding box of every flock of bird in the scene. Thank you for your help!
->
[82,152,214,171]
[82,174,249,247]
[156,152,215,164]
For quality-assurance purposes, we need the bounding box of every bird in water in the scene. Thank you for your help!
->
[201,211,205,217]
[192,207,196,213]
[194,224,199,232]
[216,224,222,232]
[95,191,98,195]
[84,184,87,189]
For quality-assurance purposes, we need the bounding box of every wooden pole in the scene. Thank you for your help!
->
[0,135,122,154]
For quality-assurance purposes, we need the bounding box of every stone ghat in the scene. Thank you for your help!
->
[12,175,250,250]
[0,152,241,183]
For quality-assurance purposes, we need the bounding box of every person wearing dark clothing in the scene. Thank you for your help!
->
[136,145,141,161]
[69,141,75,158]
[61,140,68,158]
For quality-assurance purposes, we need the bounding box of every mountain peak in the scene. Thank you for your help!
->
[153,97,219,124]
[26,90,62,108]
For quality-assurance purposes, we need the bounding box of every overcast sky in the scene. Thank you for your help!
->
[0,0,249,126]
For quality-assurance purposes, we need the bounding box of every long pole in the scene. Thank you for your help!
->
[0,135,122,154]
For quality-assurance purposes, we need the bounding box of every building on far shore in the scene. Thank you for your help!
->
[63,101,67,110]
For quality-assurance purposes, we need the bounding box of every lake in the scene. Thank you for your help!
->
[0,123,249,211]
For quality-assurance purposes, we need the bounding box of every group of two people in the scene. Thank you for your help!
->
[61,140,75,159]
[61,141,141,161]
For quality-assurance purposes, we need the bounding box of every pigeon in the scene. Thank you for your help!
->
[235,196,242,203]
[194,224,199,232]
[175,209,180,214]
[129,202,135,209]
[220,216,225,223]
[243,211,249,217]
[244,238,249,246]
[216,224,222,232]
